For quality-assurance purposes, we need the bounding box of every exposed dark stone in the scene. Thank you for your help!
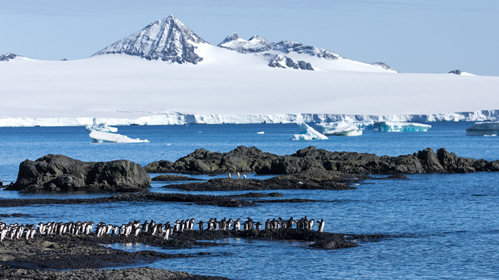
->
[310,239,359,249]
[146,146,499,176]
[0,267,228,280]
[7,154,151,192]
[449,69,462,75]
[163,169,358,192]
[152,174,202,181]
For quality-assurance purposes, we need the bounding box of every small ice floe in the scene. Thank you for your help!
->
[372,122,431,132]
[257,131,265,134]
[89,131,149,143]
[315,121,363,136]
[85,118,118,133]
[466,122,499,136]
[291,123,328,140]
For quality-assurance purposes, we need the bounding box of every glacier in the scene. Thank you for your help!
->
[291,123,328,140]
[89,131,149,143]
[466,122,499,136]
[372,122,432,132]
[314,122,364,136]
[2,110,499,128]
[1,15,499,127]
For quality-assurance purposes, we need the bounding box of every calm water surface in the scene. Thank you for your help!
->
[0,123,498,279]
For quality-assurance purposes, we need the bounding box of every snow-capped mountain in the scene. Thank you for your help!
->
[2,14,496,127]
[91,16,395,72]
[93,15,207,64]
[218,33,342,60]
[0,53,23,62]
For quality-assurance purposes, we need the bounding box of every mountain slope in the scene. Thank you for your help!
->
[93,15,207,64]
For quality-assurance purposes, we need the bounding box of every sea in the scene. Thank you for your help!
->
[0,122,498,279]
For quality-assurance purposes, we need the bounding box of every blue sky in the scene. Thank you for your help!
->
[0,0,497,75]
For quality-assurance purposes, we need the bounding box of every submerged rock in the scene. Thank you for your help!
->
[7,154,151,192]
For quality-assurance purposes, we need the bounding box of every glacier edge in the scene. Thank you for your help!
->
[1,110,499,127]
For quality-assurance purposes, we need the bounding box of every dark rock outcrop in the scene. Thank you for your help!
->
[163,169,358,192]
[7,154,151,192]
[145,146,278,174]
[151,174,202,181]
[0,268,228,280]
[146,146,499,176]
[449,69,462,75]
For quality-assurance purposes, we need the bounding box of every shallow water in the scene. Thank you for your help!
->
[0,123,498,279]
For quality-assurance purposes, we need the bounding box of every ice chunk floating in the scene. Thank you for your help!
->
[372,122,431,132]
[85,119,118,133]
[89,131,149,143]
[466,122,499,136]
[291,123,328,140]
[315,122,364,136]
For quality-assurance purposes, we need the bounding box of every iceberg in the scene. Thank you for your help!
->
[291,123,328,140]
[372,122,431,132]
[466,122,499,136]
[314,121,368,136]
[89,131,149,143]
[85,119,118,133]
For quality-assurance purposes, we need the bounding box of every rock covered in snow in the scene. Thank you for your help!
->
[371,62,398,72]
[268,54,313,70]
[291,123,328,140]
[218,34,342,60]
[0,53,22,62]
[449,70,462,75]
[93,15,207,64]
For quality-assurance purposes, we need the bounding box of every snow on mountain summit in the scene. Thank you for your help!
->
[93,15,207,64]
[0,53,23,62]
[218,34,342,60]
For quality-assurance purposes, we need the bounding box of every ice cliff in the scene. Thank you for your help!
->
[2,110,499,127]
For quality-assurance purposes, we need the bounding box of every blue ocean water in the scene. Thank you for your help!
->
[0,123,498,279]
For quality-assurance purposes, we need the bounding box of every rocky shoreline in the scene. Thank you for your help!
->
[145,146,499,175]
[0,190,325,208]
[0,225,384,279]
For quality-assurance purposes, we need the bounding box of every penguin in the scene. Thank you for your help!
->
[163,228,170,240]
[243,174,247,179]
[237,172,241,179]
[256,222,262,231]
[133,227,141,237]
[198,220,204,231]
[234,218,241,231]
[308,219,315,230]
[142,221,150,234]
[317,219,325,232]
[113,225,120,235]
[189,218,195,230]
[228,173,232,178]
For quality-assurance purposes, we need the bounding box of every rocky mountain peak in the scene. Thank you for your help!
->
[92,15,207,64]
[0,53,22,62]
[218,33,241,46]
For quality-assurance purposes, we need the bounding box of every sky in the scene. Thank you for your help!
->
[0,0,497,76]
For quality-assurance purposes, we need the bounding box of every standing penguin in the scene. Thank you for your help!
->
[317,219,325,232]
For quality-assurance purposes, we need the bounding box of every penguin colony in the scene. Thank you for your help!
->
[0,217,325,242]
